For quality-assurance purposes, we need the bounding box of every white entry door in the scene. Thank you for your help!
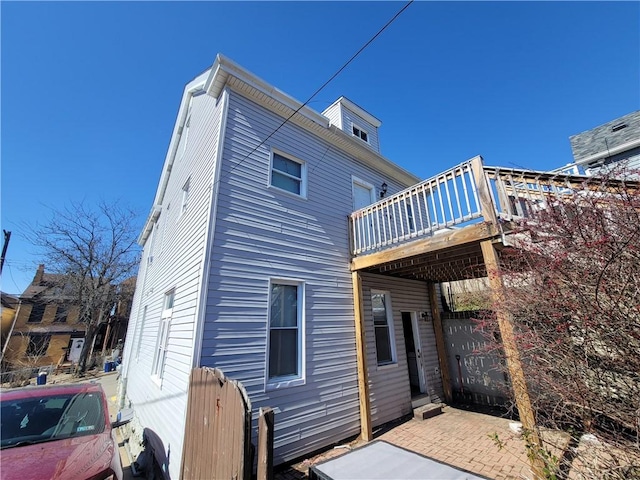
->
[402,312,428,396]
[352,177,376,249]
[68,338,85,363]
[352,178,375,211]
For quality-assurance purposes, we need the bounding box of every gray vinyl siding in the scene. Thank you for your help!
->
[199,89,412,465]
[123,91,225,480]
[570,110,640,163]
[585,146,640,177]
[341,107,380,153]
[359,273,443,427]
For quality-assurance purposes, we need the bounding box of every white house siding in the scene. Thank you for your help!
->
[359,273,443,426]
[199,89,413,465]
[322,102,342,130]
[122,90,225,479]
[341,107,380,154]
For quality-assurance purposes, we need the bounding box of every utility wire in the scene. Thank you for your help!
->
[217,0,414,184]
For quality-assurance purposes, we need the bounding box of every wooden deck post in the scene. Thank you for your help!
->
[480,240,545,479]
[352,271,373,441]
[257,407,274,480]
[470,156,499,226]
[427,282,452,403]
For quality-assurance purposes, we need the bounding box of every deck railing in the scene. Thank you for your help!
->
[350,159,484,256]
[484,166,596,222]
[349,157,627,257]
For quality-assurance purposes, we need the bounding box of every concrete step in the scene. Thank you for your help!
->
[413,403,443,421]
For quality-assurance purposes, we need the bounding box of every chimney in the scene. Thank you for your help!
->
[33,264,45,285]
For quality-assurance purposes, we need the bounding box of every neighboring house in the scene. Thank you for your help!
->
[120,54,446,477]
[569,110,640,176]
[1,292,19,354]
[3,265,85,369]
[2,265,134,371]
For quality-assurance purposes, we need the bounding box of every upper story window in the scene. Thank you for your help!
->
[27,303,46,323]
[181,178,191,215]
[135,305,148,361]
[267,279,305,389]
[352,124,369,144]
[53,305,68,323]
[372,291,396,366]
[270,150,307,197]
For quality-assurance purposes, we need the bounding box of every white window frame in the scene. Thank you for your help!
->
[351,176,376,210]
[351,123,370,144]
[181,177,191,216]
[147,221,159,265]
[371,290,397,367]
[265,278,305,391]
[269,149,307,198]
[135,305,148,361]
[152,290,174,384]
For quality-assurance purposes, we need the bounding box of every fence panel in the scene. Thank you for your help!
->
[180,367,252,480]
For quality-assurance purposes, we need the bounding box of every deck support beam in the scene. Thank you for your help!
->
[352,272,373,441]
[480,240,545,479]
[427,283,452,403]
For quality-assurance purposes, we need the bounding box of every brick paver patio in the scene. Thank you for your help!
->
[275,406,534,480]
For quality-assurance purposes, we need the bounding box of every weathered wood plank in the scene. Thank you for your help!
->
[180,367,251,480]
[427,283,452,403]
[352,271,372,441]
[257,407,275,480]
[471,156,498,225]
[351,222,499,272]
[480,240,544,479]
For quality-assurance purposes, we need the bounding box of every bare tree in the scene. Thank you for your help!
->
[480,170,640,479]
[29,201,140,375]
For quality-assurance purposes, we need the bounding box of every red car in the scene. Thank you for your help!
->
[1,382,125,480]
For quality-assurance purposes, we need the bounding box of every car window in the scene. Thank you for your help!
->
[1,392,106,448]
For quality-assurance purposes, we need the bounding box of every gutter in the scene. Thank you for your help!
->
[138,76,208,245]
[575,138,640,167]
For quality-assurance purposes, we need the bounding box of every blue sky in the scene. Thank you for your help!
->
[2,1,639,295]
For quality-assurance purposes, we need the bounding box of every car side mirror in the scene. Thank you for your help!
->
[111,419,130,429]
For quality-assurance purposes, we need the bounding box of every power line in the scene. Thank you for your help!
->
[217,0,414,185]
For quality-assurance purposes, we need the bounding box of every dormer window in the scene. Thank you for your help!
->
[352,124,369,143]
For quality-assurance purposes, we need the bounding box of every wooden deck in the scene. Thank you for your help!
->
[347,156,639,475]
[349,155,637,282]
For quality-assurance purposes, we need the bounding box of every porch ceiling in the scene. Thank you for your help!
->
[351,221,503,283]
[359,240,488,283]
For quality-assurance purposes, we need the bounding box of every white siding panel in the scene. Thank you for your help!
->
[322,102,342,129]
[200,91,414,464]
[122,91,225,480]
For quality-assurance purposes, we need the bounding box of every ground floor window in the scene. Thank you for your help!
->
[372,291,396,365]
[26,334,51,358]
[267,279,304,386]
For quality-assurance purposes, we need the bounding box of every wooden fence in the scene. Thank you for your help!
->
[180,367,253,479]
